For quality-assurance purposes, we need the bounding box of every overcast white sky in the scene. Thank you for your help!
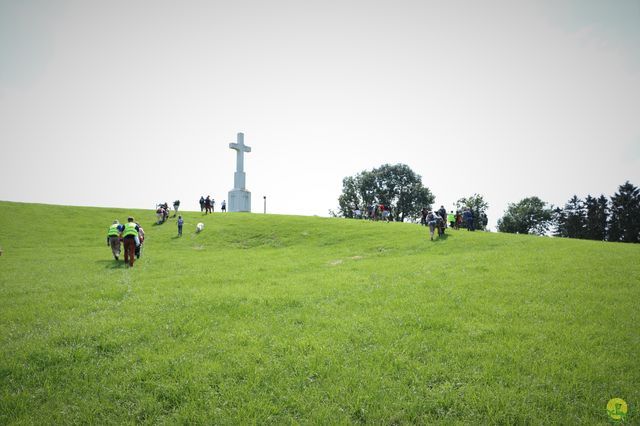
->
[1,0,639,228]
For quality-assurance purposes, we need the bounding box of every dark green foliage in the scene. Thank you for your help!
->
[564,195,585,239]
[456,194,489,231]
[583,195,608,241]
[608,181,640,243]
[337,163,435,222]
[552,207,568,237]
[497,196,553,235]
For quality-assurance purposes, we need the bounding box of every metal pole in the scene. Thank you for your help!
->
[263,196,267,214]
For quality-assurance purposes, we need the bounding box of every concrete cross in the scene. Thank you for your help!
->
[227,132,252,212]
[229,132,251,176]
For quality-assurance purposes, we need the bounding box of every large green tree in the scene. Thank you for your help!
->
[497,196,553,235]
[455,194,489,231]
[337,163,434,222]
[608,181,640,243]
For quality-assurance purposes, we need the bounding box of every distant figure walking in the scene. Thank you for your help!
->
[199,196,205,212]
[368,204,376,220]
[437,205,447,226]
[463,209,474,231]
[156,202,169,224]
[211,198,216,213]
[177,215,184,236]
[221,200,226,212]
[426,211,438,240]
[420,207,428,226]
[205,196,212,214]
[122,217,140,267]
[107,220,123,260]
[173,200,180,217]
[381,204,391,221]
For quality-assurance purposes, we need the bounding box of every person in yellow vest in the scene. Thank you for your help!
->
[122,217,140,267]
[447,211,456,229]
[106,220,123,260]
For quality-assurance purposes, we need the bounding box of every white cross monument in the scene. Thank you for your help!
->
[228,132,252,212]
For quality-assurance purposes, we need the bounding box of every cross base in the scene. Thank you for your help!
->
[228,189,251,212]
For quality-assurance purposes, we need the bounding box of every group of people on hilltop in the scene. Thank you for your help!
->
[107,216,144,267]
[352,204,392,221]
[199,196,226,214]
[420,205,487,240]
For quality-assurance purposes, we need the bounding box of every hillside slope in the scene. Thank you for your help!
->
[0,201,638,424]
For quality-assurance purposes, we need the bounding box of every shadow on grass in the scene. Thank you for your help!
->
[432,232,450,242]
[96,260,127,269]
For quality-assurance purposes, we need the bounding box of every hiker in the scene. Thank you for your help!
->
[437,215,445,236]
[426,211,438,240]
[204,196,212,214]
[173,200,180,217]
[135,222,145,259]
[447,211,456,228]
[156,206,163,224]
[162,202,169,222]
[211,198,216,212]
[156,203,169,224]
[221,200,226,212]
[437,205,447,226]
[106,220,124,260]
[420,207,428,226]
[381,204,391,222]
[199,196,205,212]
[177,215,184,236]
[463,209,474,231]
[122,217,140,267]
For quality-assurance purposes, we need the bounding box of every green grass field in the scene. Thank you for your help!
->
[0,201,638,424]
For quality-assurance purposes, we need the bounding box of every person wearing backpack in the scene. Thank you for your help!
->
[122,217,140,267]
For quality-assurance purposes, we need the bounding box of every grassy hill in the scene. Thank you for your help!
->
[0,200,638,424]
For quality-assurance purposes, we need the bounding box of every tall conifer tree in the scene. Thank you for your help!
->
[584,195,608,241]
[564,195,585,239]
[608,181,640,243]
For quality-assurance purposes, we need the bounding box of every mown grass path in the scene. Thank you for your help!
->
[1,201,638,424]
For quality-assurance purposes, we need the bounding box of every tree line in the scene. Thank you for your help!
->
[497,181,640,243]
[336,164,638,243]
